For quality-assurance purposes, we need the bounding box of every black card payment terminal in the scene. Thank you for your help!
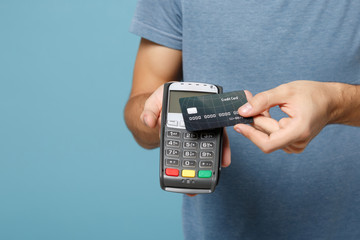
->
[160,82,223,194]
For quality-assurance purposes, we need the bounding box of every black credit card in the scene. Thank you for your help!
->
[179,90,253,131]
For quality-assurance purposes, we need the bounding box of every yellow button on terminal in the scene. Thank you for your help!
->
[182,170,196,178]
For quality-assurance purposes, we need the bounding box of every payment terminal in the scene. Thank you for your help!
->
[159,82,223,194]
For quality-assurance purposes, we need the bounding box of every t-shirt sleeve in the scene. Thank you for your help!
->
[130,0,182,50]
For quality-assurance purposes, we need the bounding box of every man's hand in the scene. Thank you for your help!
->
[234,80,349,154]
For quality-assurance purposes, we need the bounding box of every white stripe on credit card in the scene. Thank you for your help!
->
[187,107,198,114]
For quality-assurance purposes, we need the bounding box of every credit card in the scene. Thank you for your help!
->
[179,91,253,131]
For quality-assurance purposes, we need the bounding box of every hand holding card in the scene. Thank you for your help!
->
[179,91,253,131]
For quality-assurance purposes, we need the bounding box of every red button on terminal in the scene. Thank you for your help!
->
[165,168,179,177]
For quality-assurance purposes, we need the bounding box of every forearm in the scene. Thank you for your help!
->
[124,38,182,149]
[124,93,160,149]
[329,83,360,126]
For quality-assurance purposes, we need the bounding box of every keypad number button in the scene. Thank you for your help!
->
[183,160,196,168]
[200,142,214,149]
[166,149,180,157]
[167,131,180,138]
[183,141,197,149]
[200,151,214,159]
[183,150,196,158]
[166,140,180,148]
[201,133,215,139]
[184,132,198,140]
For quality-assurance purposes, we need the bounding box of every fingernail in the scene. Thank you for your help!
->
[234,127,242,134]
[239,103,253,114]
[142,115,149,127]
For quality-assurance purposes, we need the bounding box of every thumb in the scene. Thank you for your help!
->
[238,87,284,117]
[140,85,164,128]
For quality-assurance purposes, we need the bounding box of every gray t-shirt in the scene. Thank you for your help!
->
[131,1,360,239]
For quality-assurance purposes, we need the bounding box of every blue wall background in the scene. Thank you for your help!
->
[0,1,183,239]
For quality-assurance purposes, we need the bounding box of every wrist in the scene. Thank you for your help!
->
[327,82,360,125]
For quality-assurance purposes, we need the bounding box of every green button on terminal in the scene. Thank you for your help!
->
[198,170,212,178]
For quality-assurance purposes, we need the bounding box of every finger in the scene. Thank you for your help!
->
[221,128,231,168]
[240,90,253,113]
[240,90,271,118]
[141,110,158,128]
[279,117,292,128]
[279,117,310,150]
[282,147,293,154]
[288,139,310,151]
[252,116,280,135]
[157,112,162,127]
[234,124,275,153]
[238,85,286,117]
[262,110,271,118]
[235,120,302,153]
[140,86,164,128]
[286,145,305,154]
[282,144,305,154]
[244,90,253,100]
[158,112,163,139]
[266,123,303,152]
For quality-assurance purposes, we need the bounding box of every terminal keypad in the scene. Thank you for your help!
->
[164,129,216,180]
